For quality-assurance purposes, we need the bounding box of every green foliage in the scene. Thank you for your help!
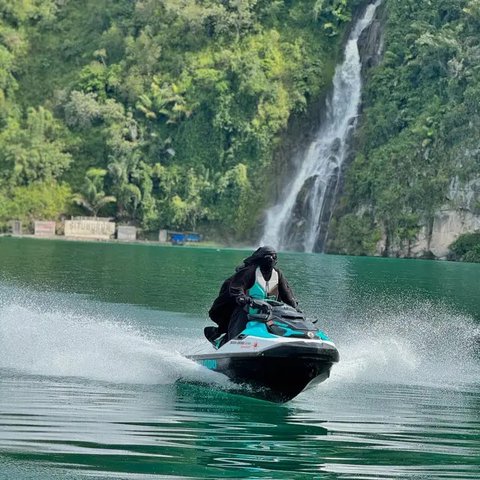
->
[215,163,257,237]
[3,0,478,251]
[0,107,72,185]
[73,168,116,217]
[0,0,358,239]
[317,0,357,36]
[463,244,480,263]
[0,182,71,227]
[449,232,480,261]
[334,0,480,255]
[328,213,381,256]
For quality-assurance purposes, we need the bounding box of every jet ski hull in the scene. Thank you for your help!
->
[190,341,339,403]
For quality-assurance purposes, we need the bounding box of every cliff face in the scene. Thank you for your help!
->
[328,1,480,260]
[322,3,386,252]
[357,3,385,73]
[382,178,480,259]
[262,1,384,252]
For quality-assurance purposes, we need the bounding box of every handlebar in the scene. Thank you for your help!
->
[244,299,272,322]
[249,299,272,312]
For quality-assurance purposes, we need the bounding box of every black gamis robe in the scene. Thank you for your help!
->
[208,264,298,335]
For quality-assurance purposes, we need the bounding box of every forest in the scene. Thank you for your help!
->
[328,0,480,261]
[1,0,479,259]
[0,0,362,240]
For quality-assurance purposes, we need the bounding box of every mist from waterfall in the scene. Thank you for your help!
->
[262,1,381,252]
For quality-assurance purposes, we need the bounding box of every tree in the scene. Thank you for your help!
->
[0,107,72,185]
[329,214,381,256]
[0,0,368,243]
[0,182,72,227]
[73,168,116,217]
[449,232,480,260]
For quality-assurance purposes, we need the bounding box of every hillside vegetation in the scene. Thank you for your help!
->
[329,0,480,258]
[0,0,362,239]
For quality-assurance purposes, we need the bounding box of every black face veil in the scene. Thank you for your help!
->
[238,246,278,271]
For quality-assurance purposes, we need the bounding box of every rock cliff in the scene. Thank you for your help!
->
[380,178,480,259]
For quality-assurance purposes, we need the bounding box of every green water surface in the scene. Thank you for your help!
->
[0,237,479,479]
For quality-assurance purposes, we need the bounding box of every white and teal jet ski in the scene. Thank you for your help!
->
[189,299,339,403]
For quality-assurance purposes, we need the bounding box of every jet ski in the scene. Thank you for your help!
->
[188,299,339,403]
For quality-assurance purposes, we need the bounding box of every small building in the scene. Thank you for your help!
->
[34,221,56,237]
[10,220,22,236]
[159,229,168,243]
[117,226,137,241]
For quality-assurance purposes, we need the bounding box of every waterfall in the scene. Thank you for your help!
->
[261,1,382,252]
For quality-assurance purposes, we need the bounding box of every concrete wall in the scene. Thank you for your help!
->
[10,221,22,235]
[159,229,168,243]
[65,218,115,240]
[117,226,137,241]
[34,221,56,237]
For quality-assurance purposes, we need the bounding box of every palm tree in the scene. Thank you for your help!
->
[73,168,116,217]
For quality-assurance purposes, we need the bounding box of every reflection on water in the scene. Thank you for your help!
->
[1,374,326,479]
[1,373,479,479]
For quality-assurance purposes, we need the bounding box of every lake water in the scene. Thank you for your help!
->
[0,237,479,479]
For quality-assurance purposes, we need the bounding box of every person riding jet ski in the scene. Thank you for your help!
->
[208,246,298,343]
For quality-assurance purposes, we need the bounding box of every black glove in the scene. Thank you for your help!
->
[236,295,252,306]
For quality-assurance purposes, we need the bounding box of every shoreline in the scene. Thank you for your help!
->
[0,233,249,251]
[2,234,479,264]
